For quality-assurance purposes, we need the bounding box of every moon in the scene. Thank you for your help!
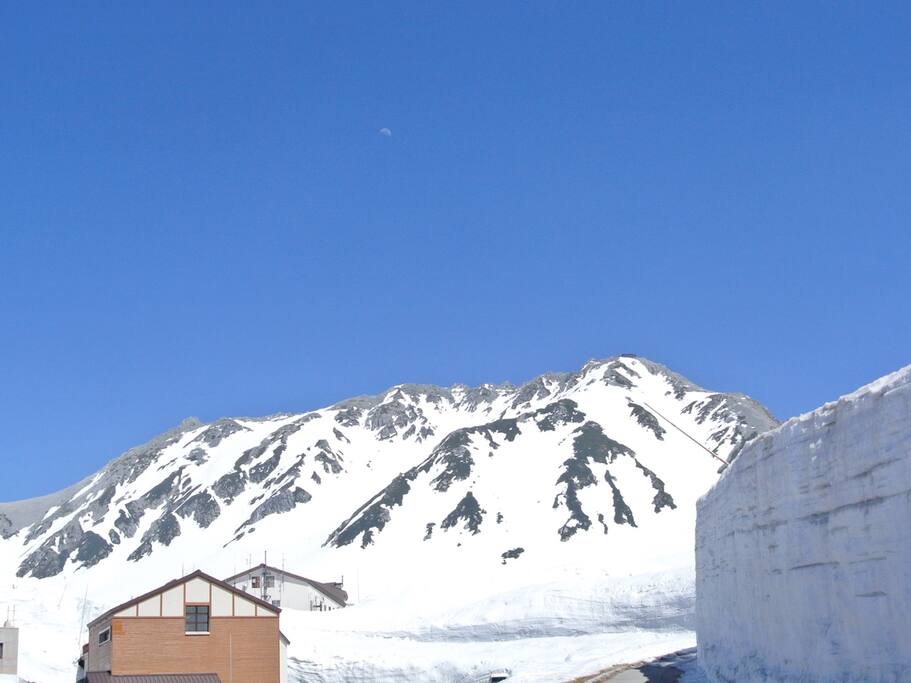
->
[379,127,392,137]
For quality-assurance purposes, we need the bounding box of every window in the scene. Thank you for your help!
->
[185,605,210,633]
[98,628,111,645]
[252,577,261,588]
[264,574,275,588]
[271,599,281,608]
[0,642,4,659]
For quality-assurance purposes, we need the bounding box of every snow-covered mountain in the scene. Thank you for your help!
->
[0,355,776,682]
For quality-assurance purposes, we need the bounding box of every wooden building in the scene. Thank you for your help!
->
[81,570,288,683]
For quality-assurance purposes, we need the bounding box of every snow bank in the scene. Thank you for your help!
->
[284,566,699,682]
[696,365,911,682]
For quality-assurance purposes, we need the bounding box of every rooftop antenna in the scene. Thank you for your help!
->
[643,402,730,467]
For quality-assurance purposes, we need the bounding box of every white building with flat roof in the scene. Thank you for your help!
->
[225,564,348,611]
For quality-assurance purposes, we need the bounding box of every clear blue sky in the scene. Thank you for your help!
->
[1,3,909,501]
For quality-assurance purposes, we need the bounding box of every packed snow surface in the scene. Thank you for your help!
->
[696,364,911,683]
[0,356,776,682]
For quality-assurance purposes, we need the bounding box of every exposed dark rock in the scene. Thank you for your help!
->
[0,513,12,539]
[86,486,117,526]
[602,360,636,389]
[402,425,416,440]
[237,483,311,531]
[555,421,635,541]
[334,406,363,427]
[313,439,345,475]
[605,471,636,526]
[213,470,247,504]
[634,462,676,513]
[627,401,666,440]
[312,471,321,484]
[333,428,350,443]
[511,378,552,408]
[365,395,427,440]
[128,512,181,562]
[249,452,281,483]
[456,383,511,412]
[114,508,139,538]
[535,399,586,431]
[17,519,85,578]
[441,491,485,535]
[186,447,208,464]
[682,393,778,461]
[496,512,504,524]
[328,400,586,548]
[175,491,221,528]
[190,418,250,449]
[501,547,525,564]
[109,529,121,545]
[325,474,412,548]
[113,469,185,540]
[424,522,435,541]
[74,532,113,568]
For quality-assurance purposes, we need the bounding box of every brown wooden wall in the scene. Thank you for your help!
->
[110,616,280,683]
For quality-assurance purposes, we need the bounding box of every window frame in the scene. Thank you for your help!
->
[184,604,210,634]
[98,628,111,646]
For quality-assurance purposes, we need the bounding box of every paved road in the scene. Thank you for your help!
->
[597,648,697,683]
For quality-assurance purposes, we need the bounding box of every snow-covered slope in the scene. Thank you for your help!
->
[696,365,911,683]
[0,355,776,682]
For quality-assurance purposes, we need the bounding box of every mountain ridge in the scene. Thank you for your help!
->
[1,354,777,584]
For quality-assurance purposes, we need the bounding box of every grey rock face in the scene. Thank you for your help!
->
[237,483,311,531]
[682,393,778,460]
[334,406,363,427]
[327,400,587,549]
[190,418,250,449]
[326,474,412,549]
[601,360,637,389]
[176,491,221,528]
[501,547,525,564]
[534,399,586,431]
[128,512,181,562]
[17,519,84,578]
[627,401,666,440]
[213,471,247,503]
[511,378,553,408]
[365,395,426,441]
[249,452,281,483]
[74,531,114,568]
[455,383,511,412]
[314,440,344,474]
[554,421,659,541]
[0,513,13,539]
[441,491,485,535]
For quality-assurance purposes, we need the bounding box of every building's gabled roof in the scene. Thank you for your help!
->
[86,674,221,683]
[87,569,280,629]
[224,563,348,606]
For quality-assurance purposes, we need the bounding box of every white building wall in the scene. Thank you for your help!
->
[0,626,18,676]
[231,569,344,611]
[696,367,911,682]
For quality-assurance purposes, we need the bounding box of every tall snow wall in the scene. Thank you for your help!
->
[696,366,911,683]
